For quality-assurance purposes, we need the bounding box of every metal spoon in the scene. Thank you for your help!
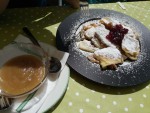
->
[22,26,61,73]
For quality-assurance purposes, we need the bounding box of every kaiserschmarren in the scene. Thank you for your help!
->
[76,17,140,70]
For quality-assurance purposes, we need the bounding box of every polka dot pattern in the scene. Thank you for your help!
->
[128,98,132,102]
[68,102,73,106]
[113,101,117,105]
[124,107,129,112]
[140,104,144,108]
[0,2,150,113]
[85,98,90,102]
[96,105,101,109]
[75,92,79,96]
[79,109,84,113]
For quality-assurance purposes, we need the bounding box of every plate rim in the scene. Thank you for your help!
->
[38,64,70,113]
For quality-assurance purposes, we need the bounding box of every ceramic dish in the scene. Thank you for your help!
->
[56,9,150,87]
[0,42,49,98]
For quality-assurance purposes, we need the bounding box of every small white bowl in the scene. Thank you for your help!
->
[0,42,49,98]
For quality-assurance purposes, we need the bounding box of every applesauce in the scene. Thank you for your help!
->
[0,55,45,95]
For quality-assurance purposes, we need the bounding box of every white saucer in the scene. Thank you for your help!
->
[38,64,70,112]
[1,34,70,113]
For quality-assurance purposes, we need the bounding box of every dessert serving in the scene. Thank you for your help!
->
[76,17,140,69]
[56,9,150,86]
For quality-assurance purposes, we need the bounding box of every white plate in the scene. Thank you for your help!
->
[38,64,70,112]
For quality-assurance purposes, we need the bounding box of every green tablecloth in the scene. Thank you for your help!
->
[0,1,150,113]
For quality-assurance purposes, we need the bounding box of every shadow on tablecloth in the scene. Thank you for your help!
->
[70,68,150,95]
[0,6,77,48]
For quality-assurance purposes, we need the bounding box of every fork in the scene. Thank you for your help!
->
[80,1,89,17]
[0,95,12,110]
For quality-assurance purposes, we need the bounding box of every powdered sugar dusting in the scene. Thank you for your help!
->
[122,35,140,53]
[84,27,96,39]
[94,47,122,59]
[76,19,100,35]
[60,9,149,86]
[71,17,145,74]
[95,25,116,48]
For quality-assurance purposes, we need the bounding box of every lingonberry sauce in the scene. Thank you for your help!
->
[106,24,128,46]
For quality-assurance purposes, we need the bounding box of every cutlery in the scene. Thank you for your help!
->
[22,26,61,73]
[0,95,12,111]
[80,1,89,16]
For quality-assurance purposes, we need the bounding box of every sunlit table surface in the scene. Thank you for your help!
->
[0,1,150,113]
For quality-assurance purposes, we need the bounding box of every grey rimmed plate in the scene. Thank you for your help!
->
[56,9,150,87]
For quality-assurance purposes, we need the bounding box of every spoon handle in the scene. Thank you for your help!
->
[22,26,62,73]
[23,27,41,47]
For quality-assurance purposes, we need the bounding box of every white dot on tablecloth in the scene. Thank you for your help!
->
[19,23,22,25]
[113,101,117,105]
[67,86,69,90]
[68,102,73,106]
[36,24,40,27]
[30,28,34,31]
[102,95,106,99]
[143,94,147,98]
[108,112,112,113]
[13,20,16,22]
[11,34,14,37]
[3,39,7,42]
[96,105,101,109]
[18,30,21,32]
[146,86,149,89]
[12,26,15,29]
[79,108,84,113]
[124,107,129,112]
[75,92,79,96]
[145,15,148,18]
[4,31,8,33]
[91,90,95,93]
[85,98,90,103]
[43,35,47,38]
[140,104,144,108]
[128,97,132,101]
